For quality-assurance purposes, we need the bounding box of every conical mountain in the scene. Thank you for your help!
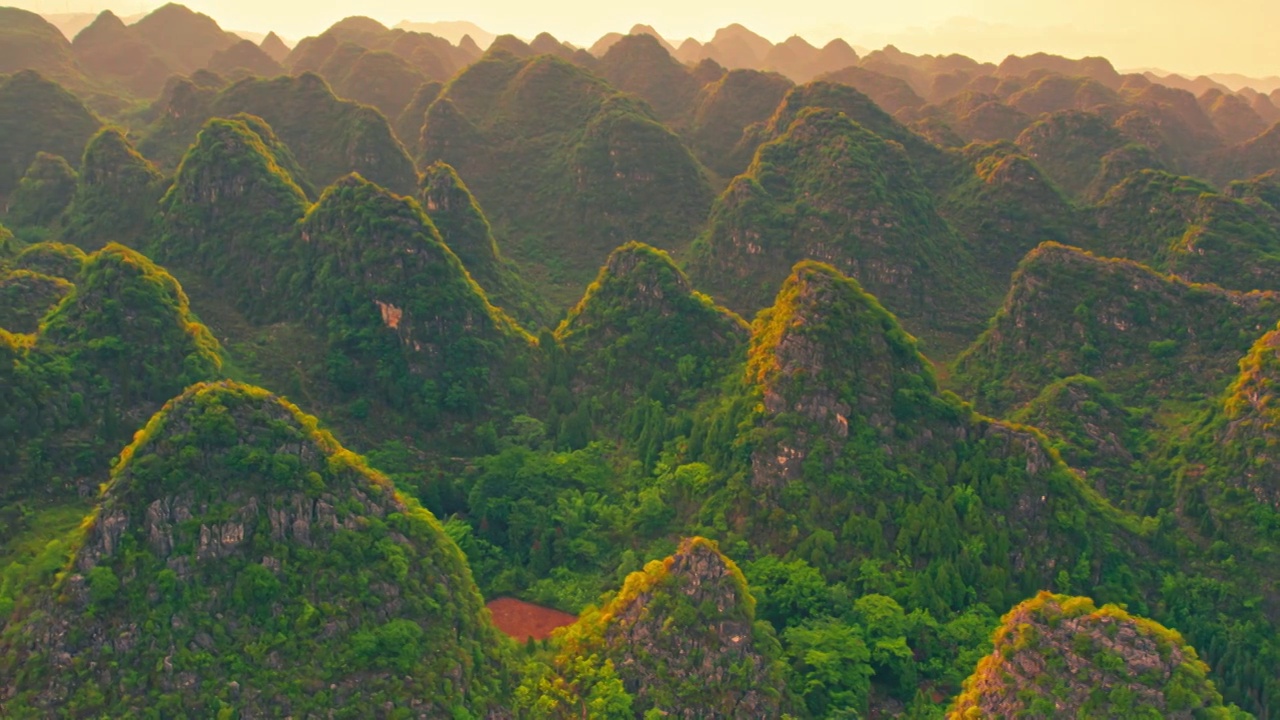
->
[0,269,72,334]
[1015,110,1129,198]
[1205,121,1280,186]
[695,261,1141,614]
[61,127,166,250]
[295,173,534,420]
[1179,326,1280,518]
[819,66,924,114]
[689,107,986,352]
[1081,142,1166,201]
[1200,89,1269,145]
[953,242,1280,415]
[129,2,238,72]
[555,242,748,410]
[1,243,222,500]
[0,7,85,89]
[420,51,712,303]
[418,160,545,324]
[259,31,290,62]
[0,380,512,716]
[940,143,1086,287]
[555,537,789,718]
[1010,375,1149,510]
[320,46,427,120]
[3,152,77,229]
[206,38,284,78]
[1091,169,1280,292]
[758,80,936,155]
[760,35,818,82]
[140,72,416,195]
[0,71,101,202]
[155,115,309,310]
[950,592,1233,718]
[687,69,793,176]
[70,9,169,97]
[38,243,223,421]
[528,32,573,59]
[595,34,702,121]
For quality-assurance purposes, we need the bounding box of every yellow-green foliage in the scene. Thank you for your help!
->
[1,380,514,717]
[949,591,1238,719]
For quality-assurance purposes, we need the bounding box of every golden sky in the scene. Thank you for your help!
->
[16,0,1280,78]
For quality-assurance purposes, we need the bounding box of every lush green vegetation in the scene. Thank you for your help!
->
[3,152,76,231]
[0,70,101,203]
[4,17,1280,717]
[139,73,417,195]
[0,381,514,717]
[689,107,989,354]
[950,592,1246,718]
[419,50,713,304]
[60,127,166,250]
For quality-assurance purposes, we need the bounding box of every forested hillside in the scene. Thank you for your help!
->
[2,5,1279,717]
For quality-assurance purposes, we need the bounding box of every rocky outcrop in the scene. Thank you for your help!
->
[1,381,512,716]
[563,537,789,718]
[950,592,1232,718]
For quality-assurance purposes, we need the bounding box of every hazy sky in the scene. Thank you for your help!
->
[15,0,1280,78]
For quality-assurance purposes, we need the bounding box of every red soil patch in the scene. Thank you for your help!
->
[486,597,578,641]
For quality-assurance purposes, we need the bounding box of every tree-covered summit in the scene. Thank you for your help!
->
[0,380,513,717]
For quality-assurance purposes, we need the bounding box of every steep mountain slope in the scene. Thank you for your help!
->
[0,243,223,501]
[953,242,1280,415]
[939,143,1086,287]
[3,152,77,230]
[594,34,704,122]
[0,381,512,716]
[154,115,310,303]
[1009,375,1150,511]
[694,262,1143,615]
[555,242,748,413]
[689,107,986,352]
[139,73,416,195]
[1177,326,1280,536]
[70,5,239,98]
[1091,169,1280,292]
[206,38,283,79]
[259,31,290,63]
[1015,110,1128,198]
[0,7,88,91]
[1206,123,1280,186]
[420,50,713,302]
[686,69,793,177]
[156,117,535,427]
[817,65,926,114]
[61,127,166,250]
[950,592,1237,718]
[418,160,546,325]
[553,537,789,717]
[0,71,101,203]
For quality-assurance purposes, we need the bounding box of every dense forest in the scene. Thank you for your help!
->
[2,4,1280,718]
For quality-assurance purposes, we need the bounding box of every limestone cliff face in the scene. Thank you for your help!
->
[698,261,1137,607]
[564,537,788,718]
[950,592,1233,719]
[1,381,511,716]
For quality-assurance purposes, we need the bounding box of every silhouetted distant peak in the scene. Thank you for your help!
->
[259,31,289,62]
